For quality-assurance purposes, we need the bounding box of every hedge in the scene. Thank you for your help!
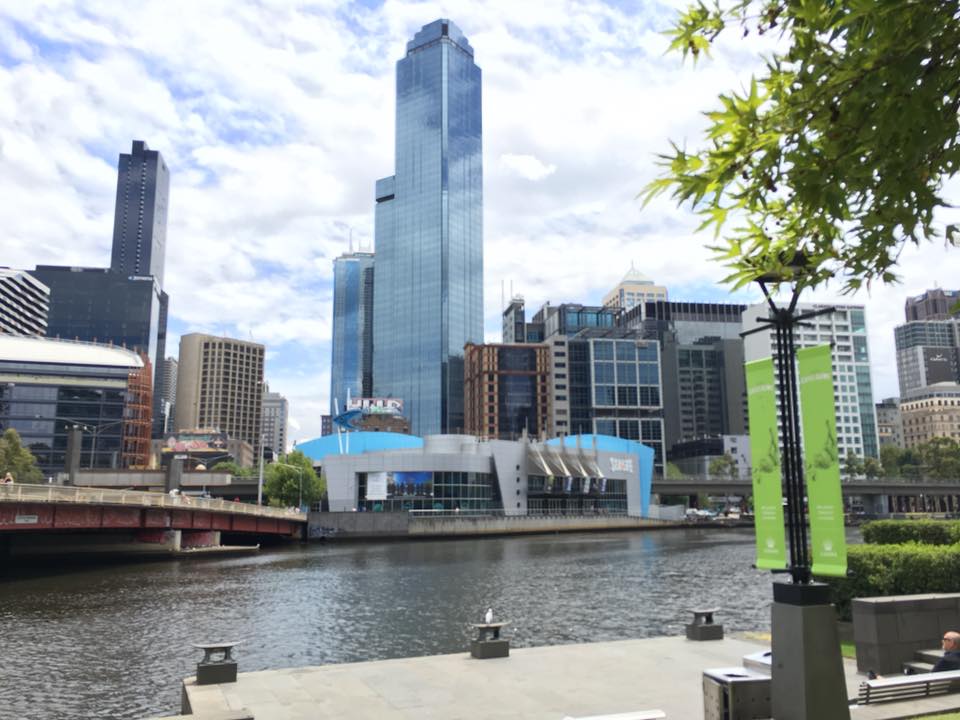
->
[826,543,960,620]
[861,519,960,546]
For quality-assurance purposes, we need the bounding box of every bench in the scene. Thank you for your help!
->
[857,668,960,705]
[561,711,665,720]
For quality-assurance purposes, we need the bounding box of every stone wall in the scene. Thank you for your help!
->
[853,593,960,674]
[308,511,669,539]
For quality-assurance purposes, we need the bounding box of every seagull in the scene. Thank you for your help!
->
[484,607,494,624]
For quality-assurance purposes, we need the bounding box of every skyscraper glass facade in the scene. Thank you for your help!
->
[330,252,374,417]
[373,19,483,436]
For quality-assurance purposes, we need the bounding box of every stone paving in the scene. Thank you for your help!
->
[178,635,960,720]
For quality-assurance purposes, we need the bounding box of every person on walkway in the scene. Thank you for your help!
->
[2,472,14,484]
[933,631,960,672]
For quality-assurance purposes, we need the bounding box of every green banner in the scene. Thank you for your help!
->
[798,344,847,578]
[745,358,787,570]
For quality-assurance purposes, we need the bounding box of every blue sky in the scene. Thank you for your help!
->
[2,0,958,445]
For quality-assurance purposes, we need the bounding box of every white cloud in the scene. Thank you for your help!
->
[1,0,958,444]
[499,153,557,181]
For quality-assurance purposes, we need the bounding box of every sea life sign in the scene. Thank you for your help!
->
[798,344,847,577]
[745,358,787,569]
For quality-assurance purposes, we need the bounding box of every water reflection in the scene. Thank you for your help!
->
[0,529,774,720]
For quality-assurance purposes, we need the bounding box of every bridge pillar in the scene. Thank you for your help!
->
[861,495,886,515]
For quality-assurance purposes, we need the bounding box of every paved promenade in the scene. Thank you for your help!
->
[177,634,960,719]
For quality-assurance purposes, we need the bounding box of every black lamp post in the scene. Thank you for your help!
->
[741,260,835,586]
[742,258,849,720]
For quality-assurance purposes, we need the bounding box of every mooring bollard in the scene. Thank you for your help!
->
[193,641,242,685]
[470,617,510,659]
[686,607,724,641]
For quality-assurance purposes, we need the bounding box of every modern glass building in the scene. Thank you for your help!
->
[0,335,150,473]
[330,251,374,417]
[372,19,484,436]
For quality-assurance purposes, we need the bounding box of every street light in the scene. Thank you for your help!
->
[273,462,304,510]
[41,416,125,469]
[741,257,848,718]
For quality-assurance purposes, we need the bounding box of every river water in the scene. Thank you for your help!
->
[0,528,779,719]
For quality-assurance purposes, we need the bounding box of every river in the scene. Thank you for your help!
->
[0,528,779,719]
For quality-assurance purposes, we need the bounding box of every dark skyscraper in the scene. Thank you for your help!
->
[110,140,169,287]
[30,139,171,437]
[372,19,484,436]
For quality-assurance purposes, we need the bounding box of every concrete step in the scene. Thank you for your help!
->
[903,660,935,675]
[915,648,945,664]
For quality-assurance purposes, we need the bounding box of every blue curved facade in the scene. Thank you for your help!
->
[545,434,655,517]
[296,432,424,464]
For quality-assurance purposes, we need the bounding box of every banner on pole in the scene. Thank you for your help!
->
[745,358,787,570]
[798,344,847,577]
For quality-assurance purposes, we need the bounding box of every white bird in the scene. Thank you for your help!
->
[484,607,494,624]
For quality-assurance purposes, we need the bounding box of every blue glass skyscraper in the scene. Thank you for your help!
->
[330,251,374,417]
[372,19,484,436]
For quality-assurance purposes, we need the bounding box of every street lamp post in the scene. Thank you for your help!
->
[742,266,848,720]
[42,416,124,469]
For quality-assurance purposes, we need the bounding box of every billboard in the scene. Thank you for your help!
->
[346,397,404,416]
[366,471,388,500]
[163,431,229,453]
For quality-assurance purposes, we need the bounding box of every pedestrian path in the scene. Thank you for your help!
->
[177,635,960,720]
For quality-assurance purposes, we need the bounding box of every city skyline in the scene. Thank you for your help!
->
[2,2,959,443]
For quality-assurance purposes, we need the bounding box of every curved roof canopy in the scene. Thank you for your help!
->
[0,335,144,368]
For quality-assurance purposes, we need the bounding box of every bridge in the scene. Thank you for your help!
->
[653,475,960,514]
[0,484,307,560]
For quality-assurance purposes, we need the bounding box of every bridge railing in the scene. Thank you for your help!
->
[0,483,307,522]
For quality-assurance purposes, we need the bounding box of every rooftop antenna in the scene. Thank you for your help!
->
[501,280,504,312]
[349,227,354,254]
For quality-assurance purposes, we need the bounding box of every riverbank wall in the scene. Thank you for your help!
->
[307,511,682,540]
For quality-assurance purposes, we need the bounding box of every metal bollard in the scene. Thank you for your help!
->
[193,641,241,685]
[470,622,510,659]
[686,607,724,641]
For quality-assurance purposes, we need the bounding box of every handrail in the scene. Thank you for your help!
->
[0,483,306,521]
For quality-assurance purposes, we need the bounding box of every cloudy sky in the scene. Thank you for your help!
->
[2,0,958,446]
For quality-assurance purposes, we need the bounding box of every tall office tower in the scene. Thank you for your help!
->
[633,301,748,454]
[905,288,960,321]
[464,343,550,439]
[875,397,904,448]
[157,356,178,434]
[330,251,374,417]
[372,19,483,436]
[174,333,265,447]
[110,140,170,287]
[262,383,289,458]
[602,266,668,314]
[32,140,171,437]
[893,319,960,396]
[0,267,49,335]
[743,302,880,459]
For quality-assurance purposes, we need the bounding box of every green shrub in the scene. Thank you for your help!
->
[860,519,960,546]
[827,543,960,620]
